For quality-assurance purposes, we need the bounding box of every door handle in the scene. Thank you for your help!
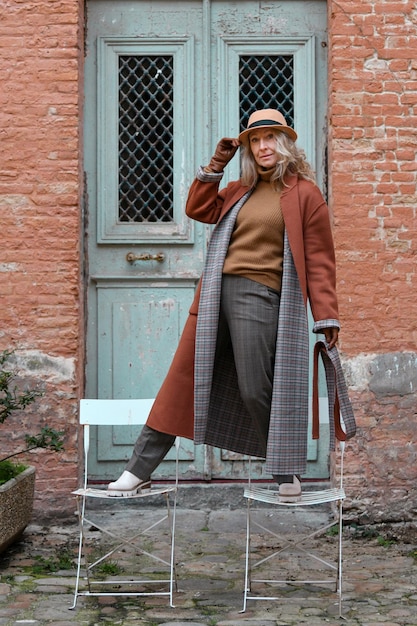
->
[126,252,165,263]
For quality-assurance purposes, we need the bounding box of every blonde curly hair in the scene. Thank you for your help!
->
[240,131,316,190]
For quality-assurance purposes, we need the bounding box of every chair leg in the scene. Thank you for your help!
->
[241,498,252,613]
[337,498,344,618]
[164,490,178,607]
[70,496,85,610]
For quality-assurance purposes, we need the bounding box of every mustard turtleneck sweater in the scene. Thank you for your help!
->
[222,169,284,292]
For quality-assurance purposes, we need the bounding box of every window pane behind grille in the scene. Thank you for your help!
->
[118,55,174,223]
[239,55,294,132]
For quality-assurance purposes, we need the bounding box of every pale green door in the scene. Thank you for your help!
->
[84,0,329,481]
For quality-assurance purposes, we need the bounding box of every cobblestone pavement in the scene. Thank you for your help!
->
[1,494,417,626]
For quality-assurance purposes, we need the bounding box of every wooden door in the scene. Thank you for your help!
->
[84,0,329,481]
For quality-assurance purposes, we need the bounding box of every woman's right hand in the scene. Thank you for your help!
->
[205,137,240,173]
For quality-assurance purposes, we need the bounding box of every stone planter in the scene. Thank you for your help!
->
[0,465,35,553]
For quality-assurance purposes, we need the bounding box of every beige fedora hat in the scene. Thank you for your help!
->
[238,109,297,145]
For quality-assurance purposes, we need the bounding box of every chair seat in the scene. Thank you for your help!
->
[244,485,345,506]
[72,485,177,499]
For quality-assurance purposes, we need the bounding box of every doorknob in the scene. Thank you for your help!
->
[126,252,165,263]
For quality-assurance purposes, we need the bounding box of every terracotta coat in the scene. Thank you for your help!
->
[147,172,338,440]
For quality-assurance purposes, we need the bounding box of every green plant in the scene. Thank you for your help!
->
[96,561,124,576]
[0,460,27,485]
[1,574,15,584]
[408,549,417,561]
[0,349,64,486]
[24,551,75,575]
[377,535,396,548]
[0,349,43,424]
[326,524,340,537]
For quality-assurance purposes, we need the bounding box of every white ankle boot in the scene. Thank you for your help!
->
[107,471,151,497]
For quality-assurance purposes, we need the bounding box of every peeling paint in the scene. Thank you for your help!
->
[341,352,417,397]
[340,353,376,391]
[0,263,19,272]
[10,350,75,383]
[0,195,30,209]
[369,352,417,397]
[263,15,288,34]
[47,182,78,194]
[159,298,176,311]
[364,54,389,71]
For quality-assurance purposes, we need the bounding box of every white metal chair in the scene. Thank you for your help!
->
[241,341,355,617]
[70,399,179,609]
[241,439,346,616]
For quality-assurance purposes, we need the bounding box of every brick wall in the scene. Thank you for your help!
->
[1,1,416,524]
[328,1,417,521]
[0,0,84,517]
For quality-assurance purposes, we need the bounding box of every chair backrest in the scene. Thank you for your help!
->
[78,399,180,490]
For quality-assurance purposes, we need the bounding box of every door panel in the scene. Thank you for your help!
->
[85,0,329,481]
[97,36,195,242]
[94,280,202,480]
[96,282,193,399]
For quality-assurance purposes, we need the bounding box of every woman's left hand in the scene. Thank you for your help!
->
[323,327,339,349]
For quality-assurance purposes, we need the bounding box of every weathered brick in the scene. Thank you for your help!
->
[0,0,84,519]
[329,0,417,521]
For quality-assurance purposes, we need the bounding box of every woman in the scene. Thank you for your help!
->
[107,109,341,502]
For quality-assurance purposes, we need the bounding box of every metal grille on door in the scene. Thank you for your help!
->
[239,55,294,127]
[118,55,174,223]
